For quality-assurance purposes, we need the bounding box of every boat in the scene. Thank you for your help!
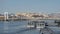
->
[27,21,45,29]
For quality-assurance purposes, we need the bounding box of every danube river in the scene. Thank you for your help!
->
[0,20,60,34]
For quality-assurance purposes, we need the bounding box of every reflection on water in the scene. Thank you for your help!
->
[48,27,60,34]
[0,21,24,33]
[0,21,41,34]
[0,21,60,34]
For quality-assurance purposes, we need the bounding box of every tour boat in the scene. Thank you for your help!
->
[27,21,45,29]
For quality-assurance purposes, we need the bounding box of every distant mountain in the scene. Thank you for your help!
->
[48,13,60,18]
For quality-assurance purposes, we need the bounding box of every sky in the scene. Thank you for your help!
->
[0,0,60,14]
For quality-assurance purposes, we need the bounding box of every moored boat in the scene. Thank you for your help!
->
[27,21,45,29]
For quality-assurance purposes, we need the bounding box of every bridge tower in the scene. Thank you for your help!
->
[4,12,8,20]
[4,12,9,33]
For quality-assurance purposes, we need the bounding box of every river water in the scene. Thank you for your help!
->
[0,20,60,34]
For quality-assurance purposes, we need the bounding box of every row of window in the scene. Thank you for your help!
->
[28,23,45,26]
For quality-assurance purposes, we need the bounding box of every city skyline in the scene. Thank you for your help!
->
[0,0,60,13]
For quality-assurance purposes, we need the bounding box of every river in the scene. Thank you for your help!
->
[0,20,60,34]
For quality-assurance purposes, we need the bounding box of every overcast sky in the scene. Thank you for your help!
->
[0,0,60,14]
